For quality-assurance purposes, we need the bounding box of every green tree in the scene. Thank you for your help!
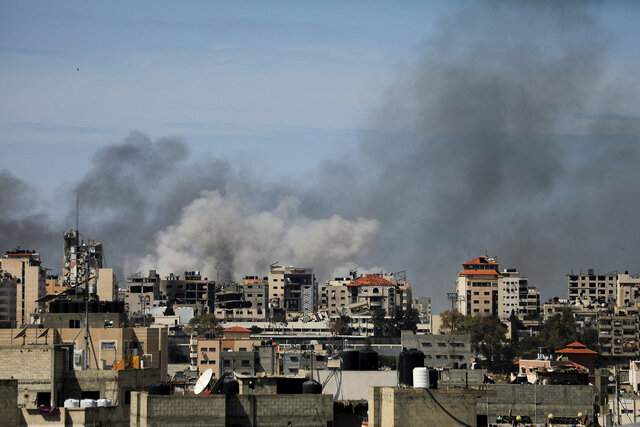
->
[439,310,467,333]
[328,313,352,335]
[372,308,387,337]
[537,307,577,352]
[185,313,222,338]
[250,325,263,334]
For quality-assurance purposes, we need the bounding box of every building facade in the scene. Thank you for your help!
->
[0,248,46,325]
[456,256,500,317]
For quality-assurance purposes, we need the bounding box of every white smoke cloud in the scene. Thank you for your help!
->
[135,190,379,280]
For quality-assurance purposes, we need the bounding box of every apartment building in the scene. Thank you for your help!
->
[456,256,500,317]
[189,326,263,375]
[567,269,617,305]
[616,272,640,307]
[412,297,431,323]
[0,248,46,325]
[598,307,639,360]
[268,265,317,316]
[0,270,17,325]
[124,270,215,316]
[498,269,521,321]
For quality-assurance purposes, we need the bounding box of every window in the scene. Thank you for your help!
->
[208,360,216,364]
[241,360,251,366]
[208,348,216,352]
[421,342,432,347]
[101,341,116,350]
[239,347,247,351]
[437,343,447,347]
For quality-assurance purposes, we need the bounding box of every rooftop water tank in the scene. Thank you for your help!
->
[342,350,360,371]
[359,349,378,371]
[222,378,239,395]
[63,399,79,408]
[398,349,424,386]
[302,379,322,394]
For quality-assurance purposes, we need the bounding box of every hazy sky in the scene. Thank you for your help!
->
[0,1,445,191]
[2,1,640,312]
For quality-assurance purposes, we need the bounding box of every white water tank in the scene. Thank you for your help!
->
[413,367,429,389]
[80,399,97,408]
[97,398,111,407]
[64,399,80,408]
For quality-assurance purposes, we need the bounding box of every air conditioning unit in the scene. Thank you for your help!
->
[73,349,85,370]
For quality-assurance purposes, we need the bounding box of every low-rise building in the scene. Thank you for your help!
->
[401,331,471,369]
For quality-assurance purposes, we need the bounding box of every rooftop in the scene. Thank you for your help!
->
[347,274,397,287]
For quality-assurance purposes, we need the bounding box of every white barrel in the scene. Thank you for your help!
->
[97,398,111,407]
[64,398,80,408]
[413,367,429,388]
[80,399,97,408]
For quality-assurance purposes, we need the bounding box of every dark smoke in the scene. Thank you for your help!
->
[304,2,640,309]
[2,3,639,312]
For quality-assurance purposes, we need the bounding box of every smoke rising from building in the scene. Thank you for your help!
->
[1,3,640,311]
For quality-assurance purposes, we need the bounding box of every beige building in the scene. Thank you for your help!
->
[616,272,640,307]
[567,269,617,305]
[325,272,407,317]
[456,256,500,317]
[56,326,167,378]
[189,326,262,375]
[498,269,523,321]
[267,265,316,316]
[0,248,46,325]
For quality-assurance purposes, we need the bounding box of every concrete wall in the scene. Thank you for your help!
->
[401,331,471,369]
[19,406,128,426]
[368,386,477,427]
[477,384,597,424]
[0,345,57,407]
[0,380,18,426]
[316,369,397,401]
[130,392,333,427]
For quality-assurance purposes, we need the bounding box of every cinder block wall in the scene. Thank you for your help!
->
[0,380,18,426]
[131,392,333,427]
[478,384,596,424]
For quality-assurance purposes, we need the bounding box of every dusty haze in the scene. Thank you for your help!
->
[1,3,639,312]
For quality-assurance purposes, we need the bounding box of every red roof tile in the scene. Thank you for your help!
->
[348,274,396,287]
[223,326,251,333]
[464,256,498,265]
[556,341,598,355]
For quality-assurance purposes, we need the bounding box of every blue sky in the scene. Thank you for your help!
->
[0,1,450,193]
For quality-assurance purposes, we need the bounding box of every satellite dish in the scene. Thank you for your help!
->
[194,368,213,395]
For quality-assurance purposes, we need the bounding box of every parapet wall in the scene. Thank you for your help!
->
[130,392,333,427]
[478,384,596,424]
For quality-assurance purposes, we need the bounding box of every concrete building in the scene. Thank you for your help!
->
[498,269,523,321]
[598,307,639,360]
[456,256,500,317]
[189,326,263,374]
[401,331,471,369]
[0,248,46,326]
[0,270,17,326]
[616,272,640,307]
[368,386,478,427]
[240,275,268,313]
[412,296,431,324]
[129,391,333,427]
[567,269,617,305]
[124,270,215,318]
[267,265,316,316]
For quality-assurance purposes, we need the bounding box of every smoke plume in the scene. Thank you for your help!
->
[2,3,640,312]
